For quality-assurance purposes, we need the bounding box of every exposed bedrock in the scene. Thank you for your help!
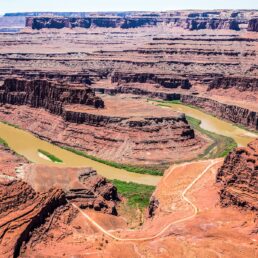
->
[21,166,120,215]
[217,139,258,211]
[115,85,181,101]
[111,72,191,89]
[185,18,240,31]
[0,77,104,115]
[68,170,119,215]
[208,76,258,92]
[0,101,205,166]
[0,68,98,85]
[181,95,258,130]
[26,16,242,31]
[0,178,66,257]
[26,17,158,30]
[247,18,258,32]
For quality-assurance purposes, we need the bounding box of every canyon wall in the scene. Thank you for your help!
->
[111,72,191,89]
[25,17,158,30]
[247,18,258,32]
[25,16,243,31]
[217,139,258,211]
[0,78,104,116]
[184,18,240,31]
[208,76,258,92]
[0,145,121,257]
[0,178,66,257]
[181,95,258,130]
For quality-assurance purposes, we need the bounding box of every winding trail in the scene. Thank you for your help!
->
[72,159,221,242]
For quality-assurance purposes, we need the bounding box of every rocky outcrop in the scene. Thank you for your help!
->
[148,196,159,218]
[208,76,258,92]
[181,95,258,130]
[185,18,240,31]
[0,77,104,115]
[67,169,119,215]
[26,17,159,30]
[111,72,191,89]
[115,85,181,101]
[247,18,258,32]
[26,16,242,31]
[217,139,258,211]
[0,178,66,257]
[19,165,120,215]
[0,68,94,84]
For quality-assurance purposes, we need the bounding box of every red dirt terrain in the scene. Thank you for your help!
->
[0,140,257,257]
[0,9,257,257]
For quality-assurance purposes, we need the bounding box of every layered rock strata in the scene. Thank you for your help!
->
[208,76,258,92]
[25,17,158,30]
[0,77,104,116]
[21,165,119,215]
[0,94,207,166]
[185,18,240,31]
[247,18,258,32]
[111,72,191,89]
[25,16,243,31]
[217,139,258,211]
[181,95,258,130]
[0,178,66,257]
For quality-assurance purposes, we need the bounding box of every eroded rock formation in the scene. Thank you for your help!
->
[26,17,159,30]
[21,165,120,215]
[0,178,66,257]
[217,139,258,211]
[208,76,258,92]
[0,77,104,115]
[0,145,120,256]
[181,95,258,130]
[111,72,191,89]
[247,18,258,32]
[185,18,240,31]
[67,169,119,215]
[25,16,242,31]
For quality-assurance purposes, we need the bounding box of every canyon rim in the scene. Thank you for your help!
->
[0,4,257,258]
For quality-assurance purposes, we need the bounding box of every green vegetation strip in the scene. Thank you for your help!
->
[147,98,182,105]
[62,146,163,176]
[186,116,237,158]
[1,121,20,129]
[111,179,155,209]
[0,137,8,148]
[38,149,63,163]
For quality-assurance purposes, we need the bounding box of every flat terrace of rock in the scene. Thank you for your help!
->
[64,94,180,118]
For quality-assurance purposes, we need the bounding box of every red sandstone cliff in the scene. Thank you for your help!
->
[0,77,104,115]
[217,139,258,211]
[25,16,242,31]
[181,95,258,130]
[0,178,66,257]
[247,18,258,32]
[208,76,258,92]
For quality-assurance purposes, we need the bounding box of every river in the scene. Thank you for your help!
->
[158,103,257,147]
[0,103,256,186]
[0,122,160,186]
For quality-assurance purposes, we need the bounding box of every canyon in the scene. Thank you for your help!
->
[0,9,257,258]
[0,143,257,257]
